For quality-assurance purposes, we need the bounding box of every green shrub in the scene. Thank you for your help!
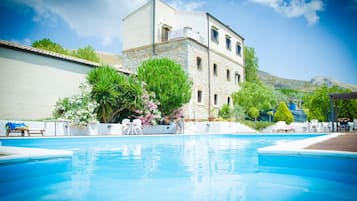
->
[239,120,274,131]
[303,85,356,121]
[248,107,259,121]
[137,58,192,116]
[232,82,277,113]
[232,104,245,121]
[274,101,294,124]
[218,104,232,119]
[32,38,68,55]
[71,46,100,62]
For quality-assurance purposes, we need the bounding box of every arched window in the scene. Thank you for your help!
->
[161,25,171,42]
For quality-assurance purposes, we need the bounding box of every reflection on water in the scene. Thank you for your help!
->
[1,135,356,201]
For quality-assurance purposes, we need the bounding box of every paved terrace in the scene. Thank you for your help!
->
[306,133,357,152]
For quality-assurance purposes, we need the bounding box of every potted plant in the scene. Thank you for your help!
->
[53,83,98,135]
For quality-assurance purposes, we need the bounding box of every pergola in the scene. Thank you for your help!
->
[329,92,357,132]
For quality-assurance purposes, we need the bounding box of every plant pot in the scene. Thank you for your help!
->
[69,125,89,136]
[208,117,216,121]
[88,123,99,135]
[143,125,177,134]
[99,123,122,135]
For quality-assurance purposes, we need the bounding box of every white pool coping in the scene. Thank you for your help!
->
[0,146,73,164]
[258,133,357,159]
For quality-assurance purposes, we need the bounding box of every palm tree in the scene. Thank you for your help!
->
[87,66,142,123]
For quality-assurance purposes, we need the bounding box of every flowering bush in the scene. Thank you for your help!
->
[53,83,98,127]
[170,108,184,120]
[135,89,161,126]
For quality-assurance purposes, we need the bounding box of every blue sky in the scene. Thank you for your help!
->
[1,0,356,85]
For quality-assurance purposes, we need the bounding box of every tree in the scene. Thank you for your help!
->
[267,111,274,122]
[274,102,294,124]
[72,46,100,63]
[248,107,259,121]
[218,104,231,120]
[244,46,260,83]
[32,38,68,55]
[32,38,100,62]
[137,58,192,116]
[87,65,142,123]
[232,104,245,121]
[232,82,277,113]
[303,85,356,121]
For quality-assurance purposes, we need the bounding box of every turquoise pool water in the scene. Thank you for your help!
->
[0,134,356,201]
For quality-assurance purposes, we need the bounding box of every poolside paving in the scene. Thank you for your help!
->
[305,133,357,152]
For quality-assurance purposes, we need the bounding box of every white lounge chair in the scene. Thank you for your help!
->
[310,119,319,132]
[132,119,143,135]
[122,119,131,135]
[273,121,295,133]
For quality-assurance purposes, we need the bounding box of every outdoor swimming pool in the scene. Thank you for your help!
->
[0,134,356,201]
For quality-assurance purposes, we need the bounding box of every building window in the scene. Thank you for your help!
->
[197,57,202,71]
[226,69,230,81]
[214,94,218,106]
[236,43,242,56]
[211,27,219,44]
[225,36,231,50]
[227,97,231,105]
[197,90,202,103]
[213,63,218,76]
[161,26,170,42]
[235,73,241,85]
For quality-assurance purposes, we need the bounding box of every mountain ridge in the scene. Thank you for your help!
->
[258,71,357,92]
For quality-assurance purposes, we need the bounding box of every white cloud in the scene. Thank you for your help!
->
[9,0,148,46]
[250,0,325,25]
[6,0,206,47]
[166,0,205,11]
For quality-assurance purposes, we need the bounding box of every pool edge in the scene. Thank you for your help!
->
[0,146,73,164]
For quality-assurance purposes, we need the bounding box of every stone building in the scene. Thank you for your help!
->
[122,0,245,120]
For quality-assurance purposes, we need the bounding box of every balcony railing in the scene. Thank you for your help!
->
[168,27,204,44]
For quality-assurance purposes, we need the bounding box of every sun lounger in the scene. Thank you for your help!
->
[273,121,295,133]
[5,122,44,137]
[276,126,295,133]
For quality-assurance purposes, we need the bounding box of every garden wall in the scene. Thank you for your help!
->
[0,41,97,120]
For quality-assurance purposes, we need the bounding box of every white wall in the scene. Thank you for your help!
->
[0,47,94,120]
[175,11,207,43]
[123,0,208,50]
[122,2,153,50]
[155,0,177,42]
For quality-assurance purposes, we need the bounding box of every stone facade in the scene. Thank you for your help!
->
[123,39,189,73]
[122,0,245,120]
[123,38,243,120]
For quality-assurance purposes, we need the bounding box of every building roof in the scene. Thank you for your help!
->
[329,92,357,100]
[0,40,133,75]
[0,39,99,67]
[206,12,245,41]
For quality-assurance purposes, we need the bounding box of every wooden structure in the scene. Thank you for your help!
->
[329,92,357,132]
[6,128,44,137]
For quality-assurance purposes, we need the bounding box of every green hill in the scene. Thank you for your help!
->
[258,71,357,92]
